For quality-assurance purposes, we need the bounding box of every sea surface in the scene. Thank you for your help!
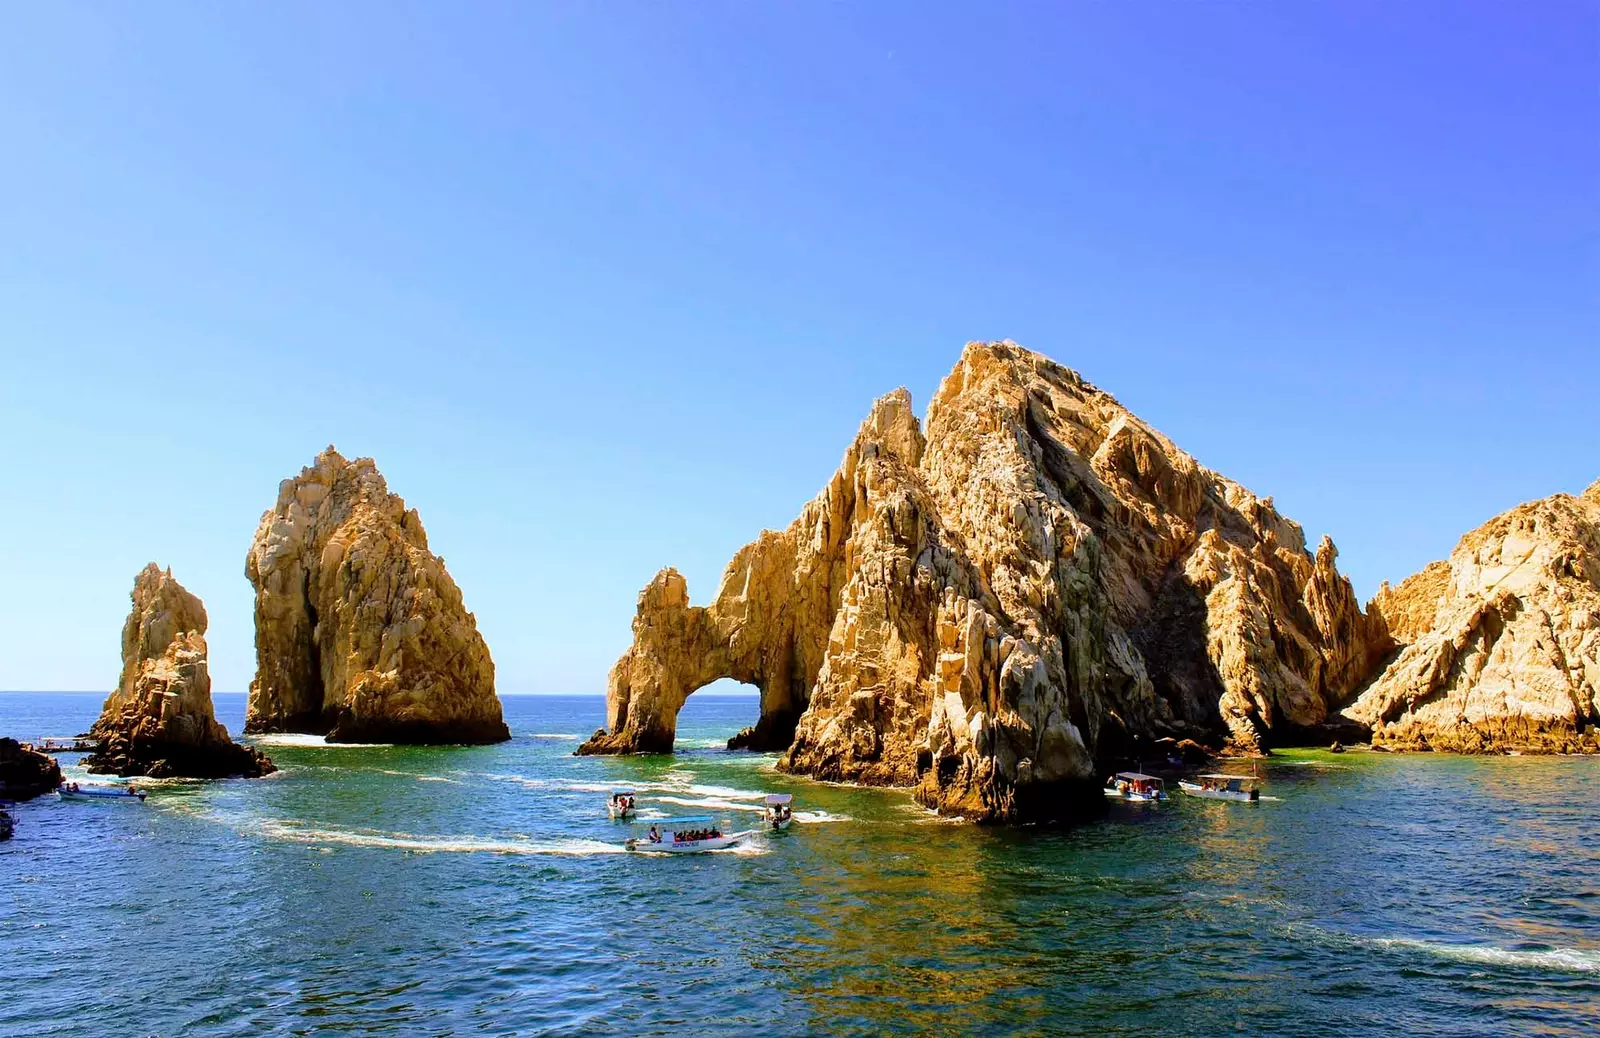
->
[1,692,1597,1037]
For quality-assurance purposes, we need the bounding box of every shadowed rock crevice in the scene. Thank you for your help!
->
[245,448,509,745]
[581,342,1388,821]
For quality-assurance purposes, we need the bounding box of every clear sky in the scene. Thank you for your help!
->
[1,2,1594,696]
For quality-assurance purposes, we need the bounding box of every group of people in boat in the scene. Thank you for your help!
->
[644,824,723,844]
[610,792,635,811]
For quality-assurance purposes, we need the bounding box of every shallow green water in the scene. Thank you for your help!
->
[2,692,1597,1036]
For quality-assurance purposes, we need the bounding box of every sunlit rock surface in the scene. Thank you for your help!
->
[581,342,1388,820]
[1347,480,1600,753]
[245,448,509,745]
[86,565,274,778]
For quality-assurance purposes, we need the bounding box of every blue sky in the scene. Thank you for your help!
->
[1,2,1594,696]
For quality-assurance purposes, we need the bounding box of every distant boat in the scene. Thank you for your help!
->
[625,815,753,853]
[57,782,145,803]
[763,793,793,831]
[607,789,637,820]
[1178,773,1261,802]
[1103,772,1169,803]
[33,737,97,753]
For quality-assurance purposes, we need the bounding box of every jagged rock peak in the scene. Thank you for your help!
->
[245,447,508,745]
[582,341,1388,821]
[1347,482,1600,753]
[86,565,274,778]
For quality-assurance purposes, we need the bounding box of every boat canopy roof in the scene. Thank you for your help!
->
[1114,772,1162,782]
[764,794,792,805]
[611,789,635,796]
[1196,773,1257,784]
[659,815,714,828]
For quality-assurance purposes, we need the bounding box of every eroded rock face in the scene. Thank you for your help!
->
[0,738,63,800]
[1346,481,1600,753]
[245,448,508,745]
[85,565,274,778]
[581,342,1388,820]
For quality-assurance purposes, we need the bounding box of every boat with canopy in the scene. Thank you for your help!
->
[624,815,754,853]
[607,789,637,820]
[57,782,145,803]
[1102,772,1169,803]
[763,793,793,831]
[1178,773,1261,802]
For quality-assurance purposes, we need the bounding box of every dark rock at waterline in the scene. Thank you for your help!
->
[0,738,63,801]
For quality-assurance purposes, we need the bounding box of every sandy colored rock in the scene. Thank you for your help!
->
[245,448,508,745]
[1346,480,1600,753]
[582,342,1388,820]
[85,565,274,778]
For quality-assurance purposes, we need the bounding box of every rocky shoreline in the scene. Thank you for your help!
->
[580,341,1599,821]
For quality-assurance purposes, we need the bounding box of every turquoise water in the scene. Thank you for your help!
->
[2,692,1597,1037]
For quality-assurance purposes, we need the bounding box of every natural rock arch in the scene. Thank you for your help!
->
[581,342,1390,821]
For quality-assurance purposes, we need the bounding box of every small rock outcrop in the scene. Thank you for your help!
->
[245,448,509,745]
[1347,480,1600,753]
[0,738,63,800]
[85,565,274,778]
[582,342,1390,820]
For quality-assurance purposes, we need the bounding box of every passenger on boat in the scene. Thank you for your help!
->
[647,826,661,844]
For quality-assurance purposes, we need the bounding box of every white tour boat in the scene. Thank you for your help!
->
[1103,772,1169,803]
[625,815,753,854]
[57,782,146,803]
[607,789,637,820]
[1178,773,1261,802]
[763,793,793,831]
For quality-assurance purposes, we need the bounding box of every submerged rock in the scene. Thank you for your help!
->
[85,565,274,778]
[245,447,509,745]
[0,738,63,800]
[1346,480,1600,754]
[581,341,1388,820]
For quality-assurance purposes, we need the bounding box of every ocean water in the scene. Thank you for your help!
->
[1,692,1597,1037]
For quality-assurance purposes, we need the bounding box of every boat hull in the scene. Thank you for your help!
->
[607,805,636,820]
[627,830,754,854]
[1178,781,1258,802]
[57,787,145,802]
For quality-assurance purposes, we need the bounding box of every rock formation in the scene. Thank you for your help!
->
[1346,480,1600,753]
[244,447,508,745]
[581,341,1389,820]
[0,738,63,800]
[85,565,274,778]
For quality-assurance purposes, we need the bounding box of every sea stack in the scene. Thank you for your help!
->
[581,341,1389,820]
[0,738,64,800]
[244,447,509,744]
[1346,479,1600,753]
[85,565,275,778]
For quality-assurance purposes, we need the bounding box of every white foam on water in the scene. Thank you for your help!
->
[684,784,769,801]
[793,810,853,824]
[257,819,625,856]
[1294,925,1600,975]
[527,733,581,740]
[654,795,765,814]
[250,734,392,749]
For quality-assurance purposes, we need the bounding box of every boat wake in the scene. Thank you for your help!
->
[1290,924,1600,974]
[792,810,852,824]
[256,819,626,856]
[654,795,765,814]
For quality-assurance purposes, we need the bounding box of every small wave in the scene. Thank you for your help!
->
[250,734,391,749]
[655,795,765,814]
[684,784,769,801]
[793,810,852,824]
[257,820,625,856]
[372,768,461,785]
[1294,925,1600,974]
